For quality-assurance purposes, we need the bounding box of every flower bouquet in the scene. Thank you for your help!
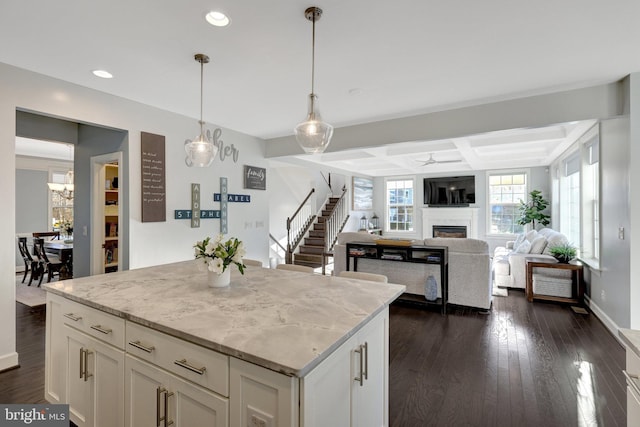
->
[194,235,245,287]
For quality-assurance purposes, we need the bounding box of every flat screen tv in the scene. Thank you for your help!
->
[424,176,475,206]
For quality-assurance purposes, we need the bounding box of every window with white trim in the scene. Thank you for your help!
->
[386,178,414,232]
[488,172,527,235]
[554,124,600,268]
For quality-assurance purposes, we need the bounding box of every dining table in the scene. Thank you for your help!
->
[44,241,73,279]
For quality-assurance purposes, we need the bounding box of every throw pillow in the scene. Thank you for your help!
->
[515,240,531,254]
[529,235,547,254]
[525,229,538,242]
[512,233,526,251]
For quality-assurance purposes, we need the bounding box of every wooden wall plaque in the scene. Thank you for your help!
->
[141,132,166,222]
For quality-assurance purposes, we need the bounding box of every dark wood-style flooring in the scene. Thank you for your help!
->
[1,291,627,426]
[389,290,626,427]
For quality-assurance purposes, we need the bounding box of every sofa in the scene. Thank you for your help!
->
[333,232,493,310]
[492,228,570,289]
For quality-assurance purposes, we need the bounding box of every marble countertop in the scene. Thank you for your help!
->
[619,328,640,358]
[45,261,405,377]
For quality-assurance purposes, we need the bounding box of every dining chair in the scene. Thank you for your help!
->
[243,258,263,267]
[17,236,41,286]
[338,271,388,283]
[275,264,314,273]
[32,231,61,240]
[33,238,63,285]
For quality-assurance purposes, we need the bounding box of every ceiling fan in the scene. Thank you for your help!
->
[417,153,462,166]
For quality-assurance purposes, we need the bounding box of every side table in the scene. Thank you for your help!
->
[525,258,584,304]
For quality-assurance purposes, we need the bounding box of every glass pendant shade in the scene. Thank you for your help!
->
[185,123,217,167]
[294,93,333,154]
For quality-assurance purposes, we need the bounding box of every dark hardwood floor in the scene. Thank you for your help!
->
[389,290,627,427]
[0,302,46,404]
[1,290,627,427]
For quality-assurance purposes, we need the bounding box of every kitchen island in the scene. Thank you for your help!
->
[44,260,405,427]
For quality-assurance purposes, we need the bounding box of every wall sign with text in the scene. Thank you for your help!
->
[141,132,166,222]
[243,165,266,190]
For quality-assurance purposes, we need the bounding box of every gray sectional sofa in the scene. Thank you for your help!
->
[333,232,493,310]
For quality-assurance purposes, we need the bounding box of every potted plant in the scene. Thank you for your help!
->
[517,190,551,229]
[548,242,577,263]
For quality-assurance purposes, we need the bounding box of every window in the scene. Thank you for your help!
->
[50,170,74,231]
[582,135,600,262]
[488,172,527,235]
[560,152,581,246]
[386,178,414,232]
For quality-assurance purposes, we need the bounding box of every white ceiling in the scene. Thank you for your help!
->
[3,0,639,174]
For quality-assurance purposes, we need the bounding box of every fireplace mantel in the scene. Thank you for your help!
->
[422,207,479,239]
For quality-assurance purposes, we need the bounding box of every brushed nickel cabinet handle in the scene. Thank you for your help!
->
[164,389,174,427]
[363,341,369,381]
[156,386,164,427]
[79,348,84,379]
[128,340,155,353]
[174,359,206,375]
[354,345,364,386]
[83,349,93,382]
[624,370,640,397]
[65,313,82,322]
[90,324,112,335]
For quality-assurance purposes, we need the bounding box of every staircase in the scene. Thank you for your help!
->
[293,197,339,268]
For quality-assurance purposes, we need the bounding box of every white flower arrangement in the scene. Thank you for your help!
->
[194,234,246,274]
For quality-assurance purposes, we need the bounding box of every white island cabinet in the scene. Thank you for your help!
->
[44,261,404,427]
[619,329,640,427]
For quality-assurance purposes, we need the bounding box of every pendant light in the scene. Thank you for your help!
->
[185,53,219,167]
[294,6,333,154]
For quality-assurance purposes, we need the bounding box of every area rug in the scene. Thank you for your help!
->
[492,286,508,297]
[15,280,46,307]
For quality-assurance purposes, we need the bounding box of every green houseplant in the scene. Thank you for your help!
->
[517,190,551,229]
[548,242,577,263]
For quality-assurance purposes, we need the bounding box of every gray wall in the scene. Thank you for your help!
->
[14,169,48,267]
[586,117,631,329]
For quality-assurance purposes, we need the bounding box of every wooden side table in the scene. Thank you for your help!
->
[525,259,584,304]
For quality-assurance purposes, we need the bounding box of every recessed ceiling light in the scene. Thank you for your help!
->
[348,88,363,96]
[206,11,230,27]
[92,70,113,79]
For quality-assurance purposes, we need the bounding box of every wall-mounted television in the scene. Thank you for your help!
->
[423,176,475,206]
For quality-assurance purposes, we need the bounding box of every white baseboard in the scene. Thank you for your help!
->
[584,294,624,346]
[0,351,19,372]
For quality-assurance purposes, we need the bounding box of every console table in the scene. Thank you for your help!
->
[525,258,584,305]
[346,242,448,313]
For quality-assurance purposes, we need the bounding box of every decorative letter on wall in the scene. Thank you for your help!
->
[220,177,228,233]
[141,132,166,222]
[191,183,200,228]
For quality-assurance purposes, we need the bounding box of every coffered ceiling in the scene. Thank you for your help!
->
[2,1,639,174]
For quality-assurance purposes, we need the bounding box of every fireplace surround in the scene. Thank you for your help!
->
[422,207,478,239]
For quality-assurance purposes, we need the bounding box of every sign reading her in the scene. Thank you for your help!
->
[244,165,266,190]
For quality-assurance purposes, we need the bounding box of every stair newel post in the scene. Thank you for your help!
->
[286,216,293,264]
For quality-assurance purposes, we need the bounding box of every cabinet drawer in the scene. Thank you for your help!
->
[56,295,125,349]
[126,322,229,397]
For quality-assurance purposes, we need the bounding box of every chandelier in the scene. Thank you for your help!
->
[47,170,74,200]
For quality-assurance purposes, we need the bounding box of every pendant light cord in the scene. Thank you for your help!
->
[311,15,316,96]
[199,58,205,132]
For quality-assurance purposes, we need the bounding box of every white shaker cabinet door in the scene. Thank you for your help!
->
[65,326,124,427]
[302,308,388,427]
[126,355,229,427]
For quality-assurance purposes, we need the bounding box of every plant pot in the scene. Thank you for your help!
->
[207,268,231,288]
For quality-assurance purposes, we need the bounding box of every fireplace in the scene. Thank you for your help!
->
[433,225,467,238]
[421,207,478,239]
